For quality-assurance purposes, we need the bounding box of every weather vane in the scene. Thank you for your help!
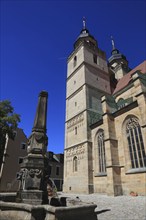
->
[83,17,86,29]
[111,36,115,50]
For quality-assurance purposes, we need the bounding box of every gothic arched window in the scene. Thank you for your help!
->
[126,117,146,168]
[97,130,106,173]
[73,156,77,172]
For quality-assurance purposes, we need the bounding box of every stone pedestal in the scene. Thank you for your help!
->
[17,154,49,204]
[20,190,43,205]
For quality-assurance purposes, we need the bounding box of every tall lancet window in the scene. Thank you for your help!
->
[73,156,78,172]
[97,130,106,173]
[126,117,146,168]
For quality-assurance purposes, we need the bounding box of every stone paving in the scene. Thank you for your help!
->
[59,192,146,220]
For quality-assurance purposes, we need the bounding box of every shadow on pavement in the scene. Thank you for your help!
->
[95,209,111,215]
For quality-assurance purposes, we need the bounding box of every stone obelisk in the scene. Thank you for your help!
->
[17,91,49,205]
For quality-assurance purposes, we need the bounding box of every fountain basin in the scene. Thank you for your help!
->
[0,200,97,220]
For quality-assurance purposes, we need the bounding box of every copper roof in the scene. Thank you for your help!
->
[113,60,146,94]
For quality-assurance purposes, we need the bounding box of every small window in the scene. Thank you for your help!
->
[21,142,26,150]
[74,80,76,84]
[73,156,78,172]
[18,157,23,164]
[93,54,97,64]
[75,102,77,106]
[56,166,60,175]
[75,127,77,135]
[73,56,77,67]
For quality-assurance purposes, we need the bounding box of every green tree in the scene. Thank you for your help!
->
[0,100,21,169]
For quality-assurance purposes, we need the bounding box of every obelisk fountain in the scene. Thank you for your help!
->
[0,91,97,220]
[17,91,49,205]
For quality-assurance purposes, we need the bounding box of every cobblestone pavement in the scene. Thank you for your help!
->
[59,192,146,220]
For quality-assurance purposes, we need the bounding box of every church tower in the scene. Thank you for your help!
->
[63,19,111,194]
[108,37,130,81]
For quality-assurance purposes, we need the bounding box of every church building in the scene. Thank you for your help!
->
[63,20,146,196]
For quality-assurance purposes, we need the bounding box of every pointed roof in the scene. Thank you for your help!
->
[113,60,146,94]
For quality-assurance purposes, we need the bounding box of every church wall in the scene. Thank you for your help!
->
[91,91,146,195]
[63,142,93,194]
[121,168,146,195]
[114,78,146,195]
[93,176,107,194]
[66,65,85,98]
[115,86,136,102]
[87,89,103,111]
[91,125,108,194]
[66,87,85,120]
[65,111,87,148]
[85,66,111,94]
[84,47,108,73]
[114,104,146,195]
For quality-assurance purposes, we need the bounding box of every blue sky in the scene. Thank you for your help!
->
[0,0,146,153]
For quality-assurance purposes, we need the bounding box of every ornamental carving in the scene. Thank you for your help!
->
[28,169,42,178]
[67,113,84,129]
[17,168,28,190]
[27,131,48,155]
[65,145,85,160]
[126,117,139,131]
[17,168,42,190]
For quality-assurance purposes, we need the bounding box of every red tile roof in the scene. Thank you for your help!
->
[113,60,146,94]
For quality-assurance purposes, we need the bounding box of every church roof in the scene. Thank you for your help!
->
[113,60,146,94]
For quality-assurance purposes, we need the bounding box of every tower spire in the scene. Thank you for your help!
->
[111,36,116,50]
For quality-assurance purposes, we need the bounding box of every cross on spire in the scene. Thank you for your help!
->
[111,36,116,50]
[83,17,86,29]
